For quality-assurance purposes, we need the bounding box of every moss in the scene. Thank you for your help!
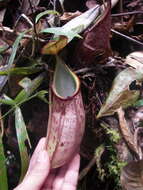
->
[102,124,127,189]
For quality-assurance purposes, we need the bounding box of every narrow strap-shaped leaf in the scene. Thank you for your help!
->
[0,99,15,106]
[62,5,101,33]
[41,5,101,39]
[35,10,59,23]
[41,27,81,42]
[36,90,48,103]
[0,32,26,93]
[0,137,8,190]
[41,6,101,55]
[0,74,46,121]
[8,32,25,67]
[0,110,8,190]
[15,73,45,104]
[15,107,30,182]
[0,65,42,75]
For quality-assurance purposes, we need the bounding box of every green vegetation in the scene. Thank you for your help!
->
[102,123,127,190]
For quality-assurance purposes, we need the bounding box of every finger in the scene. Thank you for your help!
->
[52,165,67,190]
[14,150,50,190]
[27,137,46,174]
[52,154,80,190]
[62,154,80,190]
[41,170,56,190]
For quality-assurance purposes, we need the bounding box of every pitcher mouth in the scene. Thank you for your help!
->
[52,56,80,100]
[52,83,80,101]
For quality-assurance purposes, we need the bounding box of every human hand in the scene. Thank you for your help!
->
[14,138,80,190]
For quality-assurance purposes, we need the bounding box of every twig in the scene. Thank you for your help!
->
[79,157,97,181]
[0,109,4,137]
[53,0,56,11]
[112,11,143,17]
[75,67,97,74]
[14,14,33,30]
[111,29,143,47]
[79,144,105,181]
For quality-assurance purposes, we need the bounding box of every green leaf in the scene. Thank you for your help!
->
[15,107,30,182]
[36,90,48,103]
[14,73,45,105]
[134,99,143,107]
[8,32,25,67]
[53,56,80,99]
[0,136,8,190]
[41,6,101,39]
[18,77,32,89]
[0,75,8,93]
[97,68,143,118]
[0,32,26,93]
[0,46,7,53]
[62,5,100,34]
[41,27,81,42]
[41,5,100,55]
[0,94,15,106]
[0,74,46,120]
[35,10,59,23]
[0,65,42,75]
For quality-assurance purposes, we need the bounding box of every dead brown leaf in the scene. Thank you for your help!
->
[60,11,82,22]
[73,0,112,66]
[20,0,40,15]
[117,107,139,157]
[121,159,143,190]
[97,68,142,118]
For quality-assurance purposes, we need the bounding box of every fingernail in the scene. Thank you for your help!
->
[37,150,48,163]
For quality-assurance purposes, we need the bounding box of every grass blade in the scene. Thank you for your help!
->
[0,65,42,75]
[8,32,25,67]
[14,73,45,104]
[0,113,8,190]
[15,107,30,182]
[35,10,59,23]
[0,137,8,190]
[0,32,25,93]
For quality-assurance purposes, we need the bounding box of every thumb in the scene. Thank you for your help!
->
[15,150,50,190]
